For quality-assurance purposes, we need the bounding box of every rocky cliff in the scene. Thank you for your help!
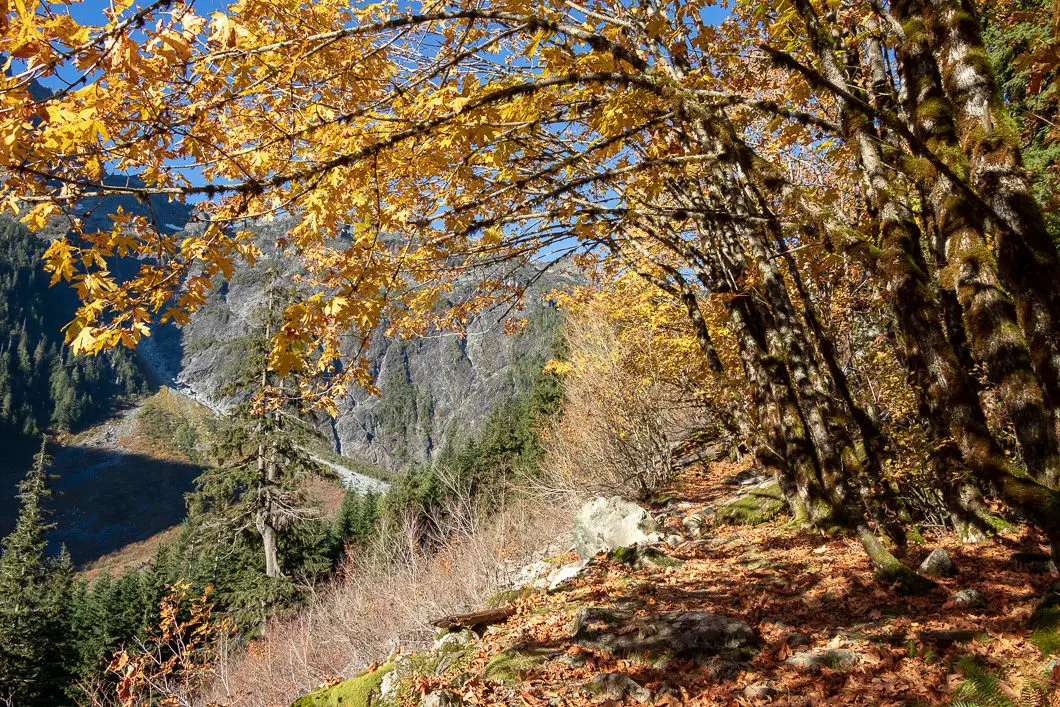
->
[141,216,576,471]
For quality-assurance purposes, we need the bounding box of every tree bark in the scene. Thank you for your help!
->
[895,0,1060,490]
[919,0,1060,421]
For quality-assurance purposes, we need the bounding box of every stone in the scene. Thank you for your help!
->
[743,682,781,699]
[479,646,557,684]
[666,534,683,547]
[379,655,414,702]
[547,559,589,590]
[573,497,660,559]
[786,632,812,648]
[583,673,652,704]
[952,588,988,609]
[606,545,683,570]
[433,630,475,652]
[570,606,759,660]
[785,648,862,672]
[558,651,588,668]
[682,510,713,537]
[516,560,551,588]
[1013,552,1059,575]
[420,690,462,707]
[919,548,957,578]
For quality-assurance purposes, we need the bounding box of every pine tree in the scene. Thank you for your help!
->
[0,438,75,705]
[189,271,332,585]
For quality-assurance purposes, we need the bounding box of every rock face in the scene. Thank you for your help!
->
[919,548,957,578]
[953,588,988,609]
[583,674,651,704]
[573,497,661,559]
[570,606,759,660]
[143,218,579,472]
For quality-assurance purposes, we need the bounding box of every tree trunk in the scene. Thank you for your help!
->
[895,0,1060,490]
[920,0,1060,422]
[258,515,283,579]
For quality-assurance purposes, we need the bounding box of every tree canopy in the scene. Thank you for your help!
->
[5,0,1060,580]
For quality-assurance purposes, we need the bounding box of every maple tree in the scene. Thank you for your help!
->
[105,582,231,707]
[3,0,1060,581]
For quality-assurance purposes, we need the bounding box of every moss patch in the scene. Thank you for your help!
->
[480,645,555,684]
[291,662,393,707]
[714,483,787,526]
[1030,607,1060,655]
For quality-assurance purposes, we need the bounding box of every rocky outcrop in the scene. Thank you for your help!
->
[569,606,759,660]
[572,496,662,559]
[151,220,577,472]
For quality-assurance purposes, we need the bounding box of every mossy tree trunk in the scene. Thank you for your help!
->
[920,0,1060,425]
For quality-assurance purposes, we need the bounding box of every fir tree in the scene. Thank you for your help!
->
[189,271,332,583]
[0,438,75,705]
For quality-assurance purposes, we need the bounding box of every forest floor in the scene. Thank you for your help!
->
[398,461,1060,706]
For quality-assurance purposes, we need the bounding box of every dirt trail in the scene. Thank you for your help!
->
[411,461,1060,705]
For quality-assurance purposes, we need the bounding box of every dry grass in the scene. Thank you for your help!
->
[538,301,706,501]
[197,490,577,707]
[80,526,183,580]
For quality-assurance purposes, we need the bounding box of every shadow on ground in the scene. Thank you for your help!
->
[0,444,202,565]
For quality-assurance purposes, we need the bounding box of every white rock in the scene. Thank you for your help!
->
[548,559,589,590]
[573,496,659,560]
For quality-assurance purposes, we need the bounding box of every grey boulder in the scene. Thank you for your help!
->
[573,497,661,559]
[919,548,957,578]
[785,648,862,672]
[953,588,988,609]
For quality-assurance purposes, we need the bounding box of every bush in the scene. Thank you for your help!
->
[541,285,711,500]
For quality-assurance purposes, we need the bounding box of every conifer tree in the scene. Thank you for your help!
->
[190,273,331,580]
[0,438,75,705]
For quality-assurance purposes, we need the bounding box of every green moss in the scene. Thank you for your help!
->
[1030,607,1060,655]
[907,526,926,545]
[983,513,1015,535]
[714,483,787,526]
[607,545,640,565]
[291,662,393,707]
[480,646,554,684]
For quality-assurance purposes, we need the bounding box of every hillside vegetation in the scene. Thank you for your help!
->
[4,0,1060,704]
[0,217,147,442]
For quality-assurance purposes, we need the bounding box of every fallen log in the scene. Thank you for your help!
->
[429,606,516,631]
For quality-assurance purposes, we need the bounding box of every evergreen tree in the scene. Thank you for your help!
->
[186,271,333,627]
[0,216,148,444]
[0,438,75,705]
[331,490,381,551]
